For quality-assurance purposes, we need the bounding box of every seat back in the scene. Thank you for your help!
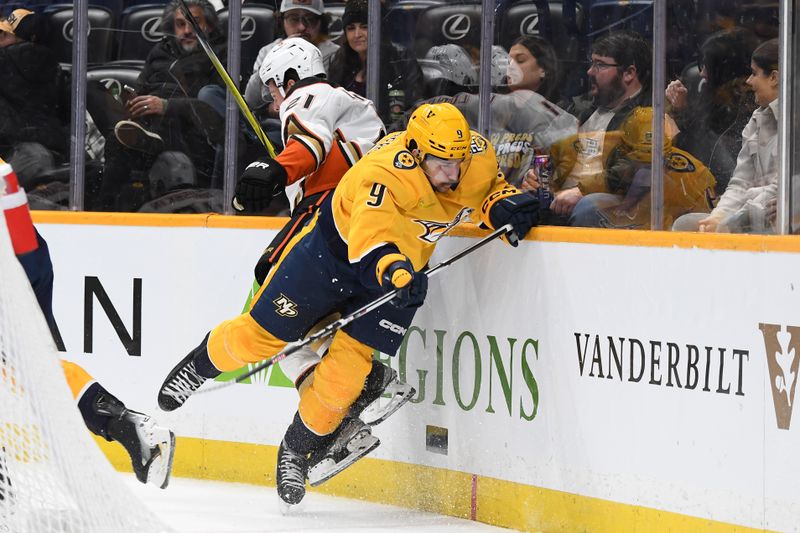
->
[383,0,446,49]
[116,4,166,62]
[86,64,143,88]
[413,2,482,59]
[217,5,275,77]
[42,4,115,64]
[497,0,555,47]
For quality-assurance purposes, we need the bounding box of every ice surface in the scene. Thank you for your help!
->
[123,474,512,532]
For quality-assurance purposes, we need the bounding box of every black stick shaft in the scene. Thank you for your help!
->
[230,223,513,384]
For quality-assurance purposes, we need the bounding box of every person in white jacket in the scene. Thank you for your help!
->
[673,38,779,234]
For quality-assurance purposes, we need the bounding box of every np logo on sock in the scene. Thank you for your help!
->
[273,294,298,317]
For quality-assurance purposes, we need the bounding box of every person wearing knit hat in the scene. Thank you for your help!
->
[341,0,367,27]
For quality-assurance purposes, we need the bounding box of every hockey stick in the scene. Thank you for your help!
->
[177,0,277,158]
[199,223,516,394]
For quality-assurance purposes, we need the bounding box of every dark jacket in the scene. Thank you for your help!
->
[134,31,226,118]
[562,88,652,132]
[328,41,422,126]
[669,78,754,194]
[0,41,67,153]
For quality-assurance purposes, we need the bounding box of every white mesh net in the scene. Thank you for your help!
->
[0,203,170,532]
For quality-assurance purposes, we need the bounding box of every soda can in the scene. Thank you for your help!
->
[532,153,552,207]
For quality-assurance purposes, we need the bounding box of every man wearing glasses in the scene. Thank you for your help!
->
[550,30,652,222]
[244,0,340,118]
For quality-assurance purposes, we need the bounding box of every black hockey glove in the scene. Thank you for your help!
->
[381,256,428,309]
[232,158,288,213]
[489,192,539,246]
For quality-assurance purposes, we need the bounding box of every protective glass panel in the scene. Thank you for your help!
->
[667,1,780,233]
[1,4,77,211]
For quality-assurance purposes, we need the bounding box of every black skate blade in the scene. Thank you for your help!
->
[307,435,379,487]
[360,384,416,426]
[277,493,306,515]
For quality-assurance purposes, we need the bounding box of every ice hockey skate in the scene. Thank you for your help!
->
[158,338,216,411]
[307,417,380,487]
[276,439,309,511]
[349,360,416,426]
[98,395,176,489]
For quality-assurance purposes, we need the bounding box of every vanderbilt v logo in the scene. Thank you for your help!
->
[759,323,800,430]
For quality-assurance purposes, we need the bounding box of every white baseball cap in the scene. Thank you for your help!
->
[280,0,324,16]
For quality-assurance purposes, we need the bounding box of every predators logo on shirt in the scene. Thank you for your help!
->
[413,207,474,243]
[667,153,696,173]
[394,151,417,169]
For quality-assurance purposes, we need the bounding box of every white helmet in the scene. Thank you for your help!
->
[259,37,326,97]
[423,44,477,87]
[491,45,510,87]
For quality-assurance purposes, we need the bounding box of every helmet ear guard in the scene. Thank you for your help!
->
[259,37,326,97]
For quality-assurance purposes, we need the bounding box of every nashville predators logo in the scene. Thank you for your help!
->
[414,207,473,243]
[394,151,417,169]
[273,294,298,317]
[470,135,487,154]
[667,153,695,173]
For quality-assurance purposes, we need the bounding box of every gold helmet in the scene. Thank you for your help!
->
[406,103,471,164]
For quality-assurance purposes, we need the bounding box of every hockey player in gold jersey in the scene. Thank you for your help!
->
[158,102,539,507]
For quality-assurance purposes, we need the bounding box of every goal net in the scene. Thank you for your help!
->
[0,199,170,531]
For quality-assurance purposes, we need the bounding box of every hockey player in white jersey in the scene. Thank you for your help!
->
[233,37,386,279]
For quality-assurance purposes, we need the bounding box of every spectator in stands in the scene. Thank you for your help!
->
[566,106,716,229]
[665,27,759,194]
[243,0,339,115]
[410,36,576,192]
[672,38,779,234]
[98,0,228,211]
[0,9,68,168]
[327,0,422,126]
[550,30,652,223]
[507,35,560,102]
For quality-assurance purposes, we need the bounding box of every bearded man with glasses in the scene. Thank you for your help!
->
[547,30,652,223]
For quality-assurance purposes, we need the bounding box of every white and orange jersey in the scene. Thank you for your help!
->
[276,78,386,210]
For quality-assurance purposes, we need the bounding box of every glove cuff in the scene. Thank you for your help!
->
[480,186,521,229]
[377,253,412,288]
